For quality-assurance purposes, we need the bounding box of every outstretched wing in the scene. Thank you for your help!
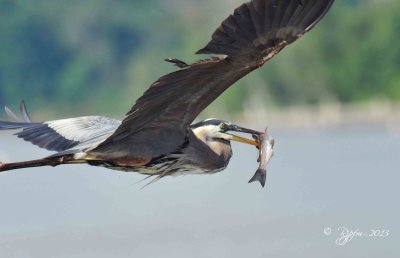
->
[0,102,121,153]
[90,0,334,161]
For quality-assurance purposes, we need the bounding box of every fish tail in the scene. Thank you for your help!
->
[248,168,267,187]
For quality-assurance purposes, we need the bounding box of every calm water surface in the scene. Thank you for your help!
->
[0,129,399,258]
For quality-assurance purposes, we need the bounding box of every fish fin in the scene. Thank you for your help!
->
[248,169,266,187]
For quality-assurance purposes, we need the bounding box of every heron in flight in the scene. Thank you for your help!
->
[0,0,334,186]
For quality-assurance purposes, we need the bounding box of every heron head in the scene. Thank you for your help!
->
[191,118,260,147]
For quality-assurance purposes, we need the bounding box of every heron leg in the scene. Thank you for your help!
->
[0,155,80,172]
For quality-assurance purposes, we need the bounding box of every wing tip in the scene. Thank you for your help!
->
[196,0,335,57]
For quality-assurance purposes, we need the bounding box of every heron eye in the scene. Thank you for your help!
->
[220,123,227,130]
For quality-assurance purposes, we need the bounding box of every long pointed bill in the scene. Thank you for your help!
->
[229,124,263,135]
[219,124,264,147]
[225,133,260,147]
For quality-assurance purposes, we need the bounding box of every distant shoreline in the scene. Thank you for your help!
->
[3,101,400,135]
[238,101,400,134]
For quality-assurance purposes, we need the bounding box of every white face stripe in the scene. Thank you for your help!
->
[203,118,218,123]
[192,124,219,138]
[192,124,235,143]
[213,132,234,141]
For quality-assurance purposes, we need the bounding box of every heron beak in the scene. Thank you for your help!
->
[226,133,260,147]
[229,124,262,135]
[225,124,263,147]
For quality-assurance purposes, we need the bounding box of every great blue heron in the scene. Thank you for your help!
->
[0,0,334,187]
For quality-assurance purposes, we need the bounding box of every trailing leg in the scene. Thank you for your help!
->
[0,155,83,172]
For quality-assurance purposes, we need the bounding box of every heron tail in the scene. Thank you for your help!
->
[197,0,334,57]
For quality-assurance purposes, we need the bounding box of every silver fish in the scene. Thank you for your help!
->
[249,128,274,187]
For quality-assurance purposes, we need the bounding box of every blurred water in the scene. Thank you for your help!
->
[0,129,399,258]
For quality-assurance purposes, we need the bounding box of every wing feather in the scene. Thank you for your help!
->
[1,103,121,152]
[90,0,334,161]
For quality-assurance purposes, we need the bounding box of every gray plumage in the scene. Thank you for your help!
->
[0,101,120,153]
[0,0,335,187]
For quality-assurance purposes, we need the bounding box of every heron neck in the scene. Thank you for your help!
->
[191,127,232,157]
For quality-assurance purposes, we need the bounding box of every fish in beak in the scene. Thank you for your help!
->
[224,124,275,188]
[224,124,263,147]
[248,128,274,187]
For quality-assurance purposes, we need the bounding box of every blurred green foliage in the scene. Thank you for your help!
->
[0,0,399,118]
